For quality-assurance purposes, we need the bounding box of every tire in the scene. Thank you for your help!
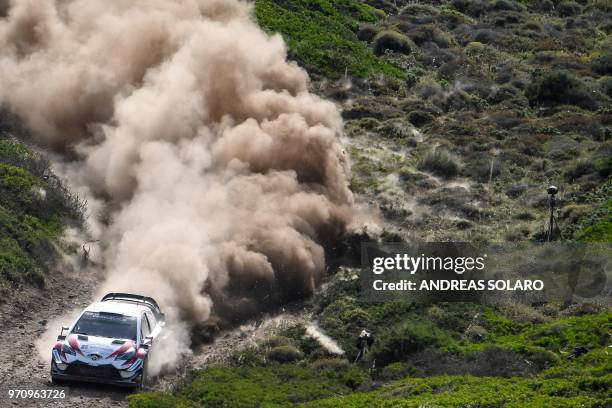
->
[50,374,63,385]
[139,361,148,389]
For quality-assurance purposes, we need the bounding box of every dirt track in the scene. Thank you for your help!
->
[0,266,129,407]
[0,265,306,408]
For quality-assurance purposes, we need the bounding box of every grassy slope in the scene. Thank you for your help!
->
[131,0,611,406]
[129,307,611,407]
[0,133,82,294]
[254,0,404,79]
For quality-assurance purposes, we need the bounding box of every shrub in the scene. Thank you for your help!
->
[438,59,462,79]
[493,0,514,11]
[372,30,414,55]
[408,110,435,127]
[417,148,460,178]
[564,160,596,181]
[576,219,612,242]
[230,345,265,367]
[376,120,412,139]
[465,346,540,377]
[525,70,598,110]
[128,392,187,408]
[267,345,304,363]
[370,320,454,366]
[600,76,612,97]
[399,4,439,17]
[377,362,416,380]
[311,357,350,372]
[557,2,582,17]
[592,52,612,75]
[357,23,378,42]
[590,0,612,12]
[258,335,294,349]
[404,24,452,48]
[452,0,486,17]
[473,29,499,44]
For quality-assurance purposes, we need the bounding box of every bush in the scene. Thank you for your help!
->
[357,23,378,42]
[404,24,452,48]
[408,110,435,127]
[230,345,265,367]
[600,76,612,97]
[525,70,598,110]
[592,52,612,75]
[259,335,294,349]
[373,30,414,55]
[311,357,350,372]
[370,320,454,366]
[267,345,304,363]
[574,181,612,242]
[417,148,460,178]
[128,392,187,408]
[473,29,498,45]
[557,2,582,17]
[564,160,597,181]
[467,346,555,375]
[377,362,416,380]
[590,0,612,12]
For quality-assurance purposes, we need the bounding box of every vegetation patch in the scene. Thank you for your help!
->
[417,148,460,179]
[254,0,404,79]
[0,136,83,293]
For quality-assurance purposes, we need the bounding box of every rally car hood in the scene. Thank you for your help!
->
[62,333,137,367]
[68,334,135,358]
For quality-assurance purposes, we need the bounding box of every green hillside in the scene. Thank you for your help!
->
[130,0,610,406]
[0,0,609,405]
[0,125,83,295]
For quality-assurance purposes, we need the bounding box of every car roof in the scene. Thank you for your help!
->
[84,300,150,317]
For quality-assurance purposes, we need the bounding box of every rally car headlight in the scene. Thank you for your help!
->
[62,343,76,356]
[52,350,67,369]
[119,369,137,379]
[116,348,136,361]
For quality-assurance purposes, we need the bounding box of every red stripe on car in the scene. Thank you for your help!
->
[108,340,134,358]
[68,335,83,355]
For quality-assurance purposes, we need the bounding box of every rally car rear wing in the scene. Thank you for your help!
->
[101,293,165,322]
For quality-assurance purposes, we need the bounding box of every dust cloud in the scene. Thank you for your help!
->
[0,0,352,373]
[306,324,344,355]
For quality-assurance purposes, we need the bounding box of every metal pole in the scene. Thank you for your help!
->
[547,194,555,242]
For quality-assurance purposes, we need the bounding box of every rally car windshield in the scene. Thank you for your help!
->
[72,311,138,340]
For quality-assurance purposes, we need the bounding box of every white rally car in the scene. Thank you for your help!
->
[51,293,164,388]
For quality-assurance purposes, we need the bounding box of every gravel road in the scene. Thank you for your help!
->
[0,265,129,408]
[0,264,307,408]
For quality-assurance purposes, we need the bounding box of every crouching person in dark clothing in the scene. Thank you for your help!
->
[355,329,374,362]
